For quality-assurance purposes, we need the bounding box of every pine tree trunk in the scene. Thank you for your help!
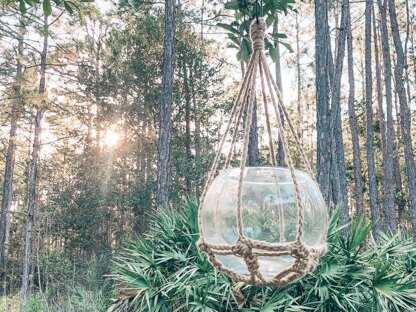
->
[21,16,48,303]
[387,0,416,239]
[315,0,332,205]
[248,98,260,166]
[189,61,201,198]
[364,0,381,239]
[274,18,285,166]
[295,13,302,139]
[376,0,397,233]
[330,0,349,222]
[0,23,23,270]
[346,6,364,216]
[182,60,192,192]
[156,0,175,209]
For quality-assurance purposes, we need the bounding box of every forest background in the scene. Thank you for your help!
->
[0,0,415,310]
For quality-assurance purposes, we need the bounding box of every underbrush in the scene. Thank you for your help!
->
[108,200,416,311]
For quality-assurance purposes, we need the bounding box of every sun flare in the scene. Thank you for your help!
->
[103,128,120,148]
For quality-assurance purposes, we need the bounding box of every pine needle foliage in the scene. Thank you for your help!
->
[108,201,416,311]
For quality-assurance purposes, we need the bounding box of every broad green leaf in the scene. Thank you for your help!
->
[268,44,277,62]
[63,1,74,14]
[217,23,240,35]
[43,0,52,16]
[224,1,239,10]
[19,0,27,14]
[272,32,288,39]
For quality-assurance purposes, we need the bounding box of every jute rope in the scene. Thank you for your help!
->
[197,18,326,286]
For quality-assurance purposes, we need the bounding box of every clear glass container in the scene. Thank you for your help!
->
[201,167,327,278]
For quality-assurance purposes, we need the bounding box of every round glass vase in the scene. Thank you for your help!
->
[200,167,327,279]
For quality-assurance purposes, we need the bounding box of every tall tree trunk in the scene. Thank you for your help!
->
[274,18,285,166]
[248,98,260,166]
[189,60,201,198]
[387,0,416,239]
[156,0,175,209]
[374,2,396,232]
[239,41,259,167]
[315,0,331,205]
[364,0,381,239]
[346,5,364,216]
[0,18,24,274]
[295,13,302,139]
[182,59,192,192]
[21,16,48,303]
[330,0,349,223]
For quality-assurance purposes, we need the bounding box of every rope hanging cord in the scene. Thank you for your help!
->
[197,18,326,286]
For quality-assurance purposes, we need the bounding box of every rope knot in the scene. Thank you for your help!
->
[197,239,208,252]
[249,18,266,51]
[232,238,252,257]
[291,243,309,259]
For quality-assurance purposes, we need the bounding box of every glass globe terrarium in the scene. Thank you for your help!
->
[197,18,327,286]
[200,167,327,284]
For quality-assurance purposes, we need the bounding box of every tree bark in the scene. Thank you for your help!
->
[189,60,201,198]
[330,0,349,223]
[21,16,48,303]
[346,5,364,216]
[364,0,381,239]
[156,0,176,209]
[387,0,416,239]
[295,13,302,139]
[182,59,192,192]
[274,18,285,166]
[373,0,397,233]
[248,98,260,166]
[315,0,332,205]
[0,17,24,272]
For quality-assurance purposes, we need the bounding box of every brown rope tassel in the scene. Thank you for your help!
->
[197,18,327,287]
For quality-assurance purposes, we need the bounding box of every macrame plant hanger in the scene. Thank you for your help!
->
[197,17,327,287]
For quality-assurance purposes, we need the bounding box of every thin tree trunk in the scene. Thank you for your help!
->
[0,21,24,270]
[189,61,201,198]
[365,0,381,239]
[248,98,260,166]
[156,0,175,209]
[330,0,349,223]
[376,0,397,233]
[315,0,332,205]
[21,15,48,304]
[274,18,285,166]
[387,0,416,239]
[182,59,192,192]
[346,5,364,216]
[295,13,302,139]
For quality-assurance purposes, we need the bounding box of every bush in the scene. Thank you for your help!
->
[108,200,416,311]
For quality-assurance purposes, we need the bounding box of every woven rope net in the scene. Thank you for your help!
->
[197,18,327,286]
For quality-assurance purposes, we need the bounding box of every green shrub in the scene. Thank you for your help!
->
[22,294,47,312]
[109,200,416,311]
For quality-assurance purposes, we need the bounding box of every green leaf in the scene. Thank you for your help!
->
[272,33,288,39]
[19,0,27,14]
[268,44,277,62]
[224,1,239,10]
[43,0,52,16]
[78,9,85,25]
[236,50,242,61]
[53,0,62,5]
[280,41,293,52]
[227,33,240,46]
[217,23,240,35]
[265,14,274,26]
[241,38,251,62]
[63,1,74,14]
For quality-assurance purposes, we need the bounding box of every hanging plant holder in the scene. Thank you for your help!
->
[197,18,328,287]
